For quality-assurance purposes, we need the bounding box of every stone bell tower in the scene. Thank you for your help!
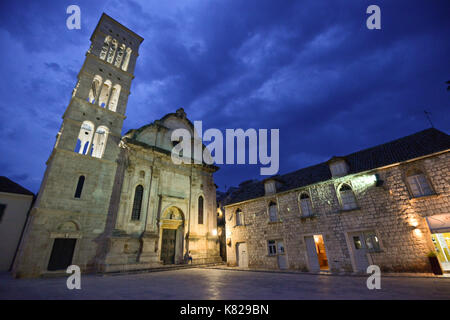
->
[13,14,144,277]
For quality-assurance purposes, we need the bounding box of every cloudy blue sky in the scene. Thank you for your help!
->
[0,0,449,193]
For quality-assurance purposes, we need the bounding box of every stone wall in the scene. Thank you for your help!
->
[225,151,450,273]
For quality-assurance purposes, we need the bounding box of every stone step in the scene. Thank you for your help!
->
[100,261,226,277]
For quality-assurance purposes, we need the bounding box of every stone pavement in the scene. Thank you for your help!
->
[1,268,450,300]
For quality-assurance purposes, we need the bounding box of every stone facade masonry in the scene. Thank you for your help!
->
[225,151,450,273]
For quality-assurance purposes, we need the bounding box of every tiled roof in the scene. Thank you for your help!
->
[0,176,34,196]
[225,128,450,205]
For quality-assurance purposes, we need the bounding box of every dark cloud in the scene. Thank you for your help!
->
[0,0,449,193]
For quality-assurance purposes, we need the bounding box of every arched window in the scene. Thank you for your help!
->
[108,84,121,112]
[91,126,109,159]
[114,44,126,67]
[99,36,111,60]
[235,209,242,226]
[339,184,357,210]
[131,185,143,220]
[74,176,85,198]
[106,39,118,63]
[75,121,94,155]
[299,193,313,217]
[407,170,433,197]
[122,47,132,71]
[98,80,112,108]
[88,75,102,103]
[268,201,278,222]
[198,196,204,224]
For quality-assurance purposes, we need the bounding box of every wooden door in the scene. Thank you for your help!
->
[305,236,320,272]
[161,229,176,264]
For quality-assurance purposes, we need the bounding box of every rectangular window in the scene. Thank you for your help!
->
[268,240,277,255]
[341,190,357,210]
[300,199,313,217]
[407,175,433,197]
[0,204,6,223]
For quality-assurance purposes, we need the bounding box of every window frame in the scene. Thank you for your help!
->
[131,185,144,221]
[268,201,278,222]
[338,184,358,210]
[235,208,243,226]
[406,171,434,198]
[74,175,85,199]
[299,192,313,217]
[198,195,204,225]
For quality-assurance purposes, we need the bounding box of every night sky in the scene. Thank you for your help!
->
[0,0,449,194]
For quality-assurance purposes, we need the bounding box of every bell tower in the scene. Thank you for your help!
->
[13,14,144,278]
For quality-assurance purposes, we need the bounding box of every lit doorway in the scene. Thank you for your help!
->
[431,233,450,272]
[426,214,450,273]
[305,234,329,271]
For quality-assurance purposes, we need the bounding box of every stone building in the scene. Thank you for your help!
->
[13,14,220,278]
[224,128,450,273]
[0,177,34,271]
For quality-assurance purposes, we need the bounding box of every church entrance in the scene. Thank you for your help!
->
[159,206,185,265]
[47,238,76,271]
[161,229,176,264]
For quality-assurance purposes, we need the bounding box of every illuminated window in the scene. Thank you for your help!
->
[299,193,313,217]
[131,185,143,220]
[407,171,433,197]
[339,184,357,210]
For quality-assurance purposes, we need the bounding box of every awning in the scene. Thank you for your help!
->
[426,214,450,234]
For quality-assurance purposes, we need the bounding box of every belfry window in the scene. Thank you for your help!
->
[91,126,109,159]
[75,121,94,155]
[122,47,132,71]
[198,196,204,225]
[114,44,126,67]
[131,185,144,220]
[99,36,111,60]
[88,75,102,103]
[106,39,118,63]
[98,80,112,108]
[74,176,85,198]
[108,84,121,112]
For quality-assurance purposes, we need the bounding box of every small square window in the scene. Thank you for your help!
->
[268,240,277,255]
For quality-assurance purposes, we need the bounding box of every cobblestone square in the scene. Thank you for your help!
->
[1,268,450,300]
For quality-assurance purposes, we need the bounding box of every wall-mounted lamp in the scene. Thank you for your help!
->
[226,238,232,246]
[375,174,384,187]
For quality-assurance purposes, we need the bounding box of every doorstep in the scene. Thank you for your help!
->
[203,266,450,279]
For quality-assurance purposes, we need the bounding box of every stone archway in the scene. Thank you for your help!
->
[160,207,185,265]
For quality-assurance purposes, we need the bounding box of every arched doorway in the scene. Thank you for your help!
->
[160,207,185,265]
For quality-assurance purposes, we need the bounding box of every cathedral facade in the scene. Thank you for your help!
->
[13,14,220,278]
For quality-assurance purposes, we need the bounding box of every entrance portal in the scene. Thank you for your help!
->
[160,206,185,265]
[47,238,76,271]
[161,229,176,264]
[305,235,329,272]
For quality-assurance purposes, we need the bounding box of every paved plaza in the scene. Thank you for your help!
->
[1,268,450,300]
